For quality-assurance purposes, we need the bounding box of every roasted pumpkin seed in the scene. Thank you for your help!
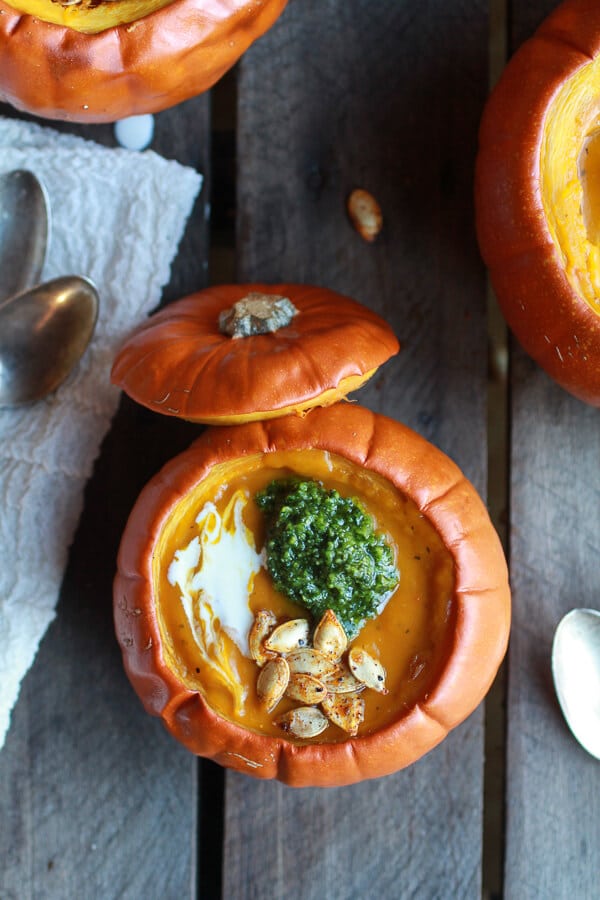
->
[286,648,339,678]
[321,693,365,736]
[286,673,327,704]
[322,665,365,695]
[249,609,277,666]
[313,609,348,659]
[264,618,310,654]
[348,646,388,694]
[256,657,290,712]
[274,706,329,739]
[347,188,383,243]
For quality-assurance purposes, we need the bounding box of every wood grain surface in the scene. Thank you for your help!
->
[505,6,600,898]
[4,1,598,898]
[224,2,491,898]
[0,96,210,899]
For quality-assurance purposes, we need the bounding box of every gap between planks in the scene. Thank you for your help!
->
[483,1,509,898]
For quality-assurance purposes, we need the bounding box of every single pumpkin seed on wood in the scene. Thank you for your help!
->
[286,672,327,704]
[286,648,339,678]
[257,657,290,712]
[249,609,278,666]
[313,609,347,659]
[347,188,383,242]
[264,618,310,654]
[322,692,365,736]
[274,706,329,739]
[348,647,388,694]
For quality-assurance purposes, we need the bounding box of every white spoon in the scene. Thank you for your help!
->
[552,607,600,759]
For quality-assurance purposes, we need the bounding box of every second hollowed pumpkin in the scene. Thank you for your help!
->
[475,0,600,405]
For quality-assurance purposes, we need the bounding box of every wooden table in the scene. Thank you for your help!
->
[1,2,599,897]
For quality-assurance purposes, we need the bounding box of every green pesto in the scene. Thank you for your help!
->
[255,478,399,639]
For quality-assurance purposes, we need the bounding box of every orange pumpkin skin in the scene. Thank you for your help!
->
[114,404,510,787]
[0,0,287,123]
[110,283,400,424]
[475,0,600,405]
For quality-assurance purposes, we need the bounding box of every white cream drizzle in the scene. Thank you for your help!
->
[167,489,263,714]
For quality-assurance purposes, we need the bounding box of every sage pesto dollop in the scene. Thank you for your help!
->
[255,478,399,639]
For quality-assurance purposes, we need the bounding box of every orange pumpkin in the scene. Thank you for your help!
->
[0,0,287,123]
[113,404,510,787]
[475,0,600,405]
[111,284,400,424]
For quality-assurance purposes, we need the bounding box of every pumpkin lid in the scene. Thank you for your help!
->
[111,283,400,424]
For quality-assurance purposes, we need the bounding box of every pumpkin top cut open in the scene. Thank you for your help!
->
[475,0,600,405]
[111,284,400,425]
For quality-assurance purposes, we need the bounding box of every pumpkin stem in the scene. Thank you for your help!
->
[219,292,298,338]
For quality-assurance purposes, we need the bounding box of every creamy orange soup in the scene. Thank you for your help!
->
[153,449,456,742]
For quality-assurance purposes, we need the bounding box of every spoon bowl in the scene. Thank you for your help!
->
[0,169,49,298]
[552,607,600,759]
[0,276,99,407]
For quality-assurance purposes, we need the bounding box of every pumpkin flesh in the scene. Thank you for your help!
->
[3,0,173,33]
[154,449,456,741]
[542,54,600,311]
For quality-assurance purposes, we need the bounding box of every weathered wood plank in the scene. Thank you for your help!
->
[225,2,491,897]
[0,95,210,899]
[505,4,600,897]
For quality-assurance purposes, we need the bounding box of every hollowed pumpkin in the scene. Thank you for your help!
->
[113,404,510,787]
[475,0,600,405]
[0,0,287,122]
[110,284,400,424]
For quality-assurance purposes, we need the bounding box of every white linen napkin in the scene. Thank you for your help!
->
[0,117,203,750]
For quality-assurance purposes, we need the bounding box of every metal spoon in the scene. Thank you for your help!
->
[0,276,99,407]
[552,608,600,759]
[0,169,49,298]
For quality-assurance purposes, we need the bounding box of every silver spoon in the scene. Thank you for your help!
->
[0,169,49,298]
[552,608,600,759]
[0,276,99,407]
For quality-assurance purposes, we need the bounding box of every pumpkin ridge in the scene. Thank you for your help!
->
[4,8,24,36]
[531,30,593,65]
[419,474,466,515]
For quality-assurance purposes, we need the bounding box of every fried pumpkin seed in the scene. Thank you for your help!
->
[313,609,348,659]
[256,657,290,712]
[348,646,388,694]
[249,609,278,666]
[274,706,329,739]
[264,618,310,654]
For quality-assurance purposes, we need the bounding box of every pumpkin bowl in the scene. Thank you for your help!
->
[113,403,510,787]
[475,0,600,405]
[0,0,287,123]
[110,283,400,424]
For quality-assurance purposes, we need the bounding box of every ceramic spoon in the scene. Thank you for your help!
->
[552,607,600,759]
[0,169,49,298]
